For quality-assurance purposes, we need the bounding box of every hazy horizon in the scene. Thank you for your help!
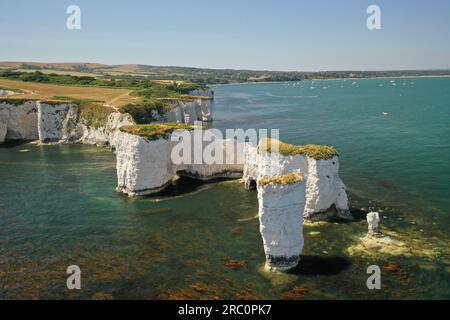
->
[2,60,450,74]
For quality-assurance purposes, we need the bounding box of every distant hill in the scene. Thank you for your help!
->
[1,61,449,85]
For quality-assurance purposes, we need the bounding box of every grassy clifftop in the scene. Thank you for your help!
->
[260,138,339,160]
[0,71,211,124]
[120,123,194,140]
[78,102,115,129]
[259,172,304,187]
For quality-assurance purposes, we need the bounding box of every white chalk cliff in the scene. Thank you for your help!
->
[243,141,349,221]
[257,173,305,272]
[0,101,39,143]
[115,130,243,196]
[0,100,136,147]
[114,133,349,221]
[148,89,214,124]
[0,88,214,146]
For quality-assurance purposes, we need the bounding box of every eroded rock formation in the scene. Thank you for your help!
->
[243,139,350,221]
[115,128,243,196]
[144,89,214,124]
[257,172,305,272]
[367,212,381,237]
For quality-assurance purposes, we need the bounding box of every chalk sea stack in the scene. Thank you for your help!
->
[244,138,350,222]
[257,172,305,272]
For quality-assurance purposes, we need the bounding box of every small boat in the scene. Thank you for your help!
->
[382,112,389,116]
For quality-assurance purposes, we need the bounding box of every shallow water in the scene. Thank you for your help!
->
[0,78,449,299]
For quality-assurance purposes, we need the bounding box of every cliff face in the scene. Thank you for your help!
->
[0,101,135,147]
[258,175,305,272]
[160,97,213,124]
[38,102,77,142]
[149,89,214,124]
[243,141,349,221]
[0,89,214,146]
[115,131,244,196]
[116,131,175,196]
[76,112,135,147]
[0,101,39,142]
[304,156,349,220]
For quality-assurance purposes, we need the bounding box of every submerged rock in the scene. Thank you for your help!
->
[383,262,408,280]
[346,228,440,259]
[283,284,310,300]
[224,259,248,269]
[91,292,114,300]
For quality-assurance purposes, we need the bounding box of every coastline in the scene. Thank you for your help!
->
[2,78,450,299]
[209,74,450,87]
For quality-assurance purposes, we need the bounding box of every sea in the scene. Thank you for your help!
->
[0,77,449,299]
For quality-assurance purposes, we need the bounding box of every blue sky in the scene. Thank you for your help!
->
[1,0,449,71]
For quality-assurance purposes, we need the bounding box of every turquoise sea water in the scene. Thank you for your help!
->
[212,78,450,223]
[0,77,449,299]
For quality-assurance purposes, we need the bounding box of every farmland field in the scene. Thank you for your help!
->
[0,78,138,106]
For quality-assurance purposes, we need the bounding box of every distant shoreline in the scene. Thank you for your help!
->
[210,74,450,86]
[312,74,450,81]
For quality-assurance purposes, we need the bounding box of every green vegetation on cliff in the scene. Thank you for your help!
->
[259,172,304,187]
[78,102,114,129]
[120,123,194,140]
[0,98,38,106]
[0,86,25,93]
[120,101,178,124]
[260,138,339,160]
